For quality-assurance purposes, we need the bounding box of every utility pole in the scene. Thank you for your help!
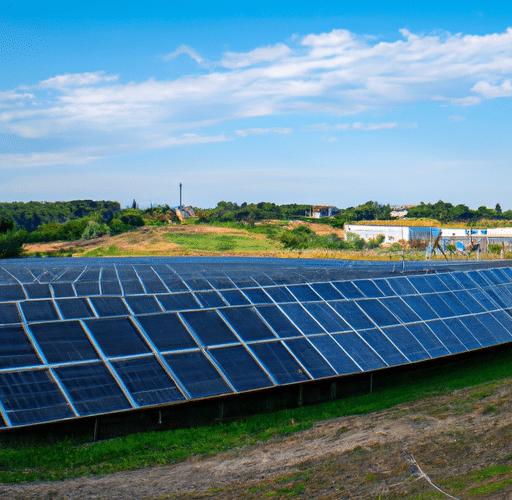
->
[179,183,183,208]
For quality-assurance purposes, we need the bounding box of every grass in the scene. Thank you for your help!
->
[164,232,280,252]
[2,345,512,485]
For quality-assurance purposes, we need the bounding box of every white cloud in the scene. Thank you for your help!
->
[305,122,417,131]
[40,71,118,88]
[162,44,204,64]
[301,29,354,47]
[3,26,512,169]
[234,127,292,137]
[0,91,34,102]
[221,43,292,69]
[471,80,512,98]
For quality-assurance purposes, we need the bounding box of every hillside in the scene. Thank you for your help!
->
[22,222,346,258]
[2,378,512,499]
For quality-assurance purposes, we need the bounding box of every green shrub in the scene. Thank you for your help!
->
[345,232,365,250]
[0,230,27,258]
[488,244,502,255]
[366,234,385,249]
[280,225,315,249]
[0,216,16,233]
[120,213,144,227]
[81,221,111,240]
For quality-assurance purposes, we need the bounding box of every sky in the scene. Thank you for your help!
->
[1,1,512,209]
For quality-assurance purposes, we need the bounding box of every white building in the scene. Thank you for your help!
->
[345,224,440,244]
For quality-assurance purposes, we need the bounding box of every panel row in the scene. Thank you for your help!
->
[2,305,512,427]
[3,266,512,303]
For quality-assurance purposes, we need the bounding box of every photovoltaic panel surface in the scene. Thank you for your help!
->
[1,256,512,429]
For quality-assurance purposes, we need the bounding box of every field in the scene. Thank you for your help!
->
[22,222,346,258]
[2,346,512,499]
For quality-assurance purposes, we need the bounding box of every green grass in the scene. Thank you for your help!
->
[2,346,512,484]
[165,232,280,252]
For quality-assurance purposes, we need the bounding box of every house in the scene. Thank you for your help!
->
[311,205,339,218]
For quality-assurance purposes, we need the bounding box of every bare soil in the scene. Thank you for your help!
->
[2,379,512,500]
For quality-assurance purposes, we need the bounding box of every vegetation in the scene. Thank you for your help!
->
[1,345,512,484]
[406,200,512,223]
[0,200,120,232]
[165,232,280,252]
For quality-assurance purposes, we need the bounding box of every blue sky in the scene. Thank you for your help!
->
[1,1,511,209]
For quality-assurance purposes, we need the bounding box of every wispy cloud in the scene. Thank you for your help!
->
[162,44,204,64]
[2,26,512,169]
[235,127,293,137]
[39,71,118,88]
[305,122,417,131]
[221,43,292,69]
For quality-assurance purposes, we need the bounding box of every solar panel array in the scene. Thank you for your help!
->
[1,257,512,429]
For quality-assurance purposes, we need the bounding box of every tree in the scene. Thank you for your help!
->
[496,203,502,215]
[0,216,15,233]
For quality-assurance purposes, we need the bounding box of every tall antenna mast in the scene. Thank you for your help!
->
[179,183,182,208]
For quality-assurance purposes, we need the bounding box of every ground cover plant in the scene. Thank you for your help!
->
[1,344,512,487]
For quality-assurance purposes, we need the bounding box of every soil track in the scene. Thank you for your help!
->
[2,379,512,499]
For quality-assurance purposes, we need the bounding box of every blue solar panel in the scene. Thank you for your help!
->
[219,289,251,306]
[284,337,337,378]
[30,321,99,363]
[329,301,374,330]
[164,350,232,398]
[85,317,151,357]
[55,362,131,415]
[331,332,385,371]
[406,323,450,358]
[356,300,400,327]
[220,307,276,342]
[0,303,22,324]
[353,280,384,298]
[305,335,361,375]
[181,310,239,346]
[208,345,273,391]
[426,320,466,354]
[302,302,352,333]
[280,303,325,334]
[357,329,409,366]
[0,324,41,368]
[248,341,310,385]
[0,370,74,426]
[21,300,60,322]
[136,312,197,351]
[1,258,512,429]
[112,356,185,406]
[381,325,430,362]
[256,305,303,338]
[56,298,95,319]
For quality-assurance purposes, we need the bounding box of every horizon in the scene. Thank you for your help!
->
[1,2,511,209]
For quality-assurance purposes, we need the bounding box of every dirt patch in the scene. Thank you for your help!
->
[2,380,512,499]
[285,220,345,239]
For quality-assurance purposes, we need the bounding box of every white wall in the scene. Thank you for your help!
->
[345,224,410,243]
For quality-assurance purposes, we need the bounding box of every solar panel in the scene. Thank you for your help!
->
[1,258,512,429]
[111,356,184,406]
[163,350,232,398]
[0,324,41,368]
[248,341,310,385]
[30,321,99,363]
[54,362,132,415]
[85,317,151,357]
